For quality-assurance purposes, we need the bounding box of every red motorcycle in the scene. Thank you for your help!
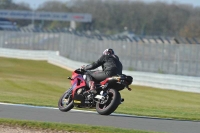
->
[58,68,133,115]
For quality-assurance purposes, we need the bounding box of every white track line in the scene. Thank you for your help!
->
[0,102,96,113]
[0,102,169,118]
[0,102,165,117]
[0,102,135,116]
[2,102,194,121]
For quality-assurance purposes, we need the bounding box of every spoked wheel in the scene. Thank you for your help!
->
[96,89,121,115]
[58,90,74,112]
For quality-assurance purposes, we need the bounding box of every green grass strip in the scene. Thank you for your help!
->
[0,118,157,133]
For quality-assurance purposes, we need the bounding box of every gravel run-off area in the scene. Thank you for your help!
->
[0,125,86,133]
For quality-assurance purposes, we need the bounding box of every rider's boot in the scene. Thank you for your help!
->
[83,81,97,95]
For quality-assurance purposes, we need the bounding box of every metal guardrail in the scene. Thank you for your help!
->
[1,48,200,93]
[0,30,200,77]
[2,28,200,44]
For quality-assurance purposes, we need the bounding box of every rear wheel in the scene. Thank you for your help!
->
[58,90,74,112]
[96,89,121,115]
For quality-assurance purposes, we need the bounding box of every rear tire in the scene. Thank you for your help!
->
[58,90,74,112]
[96,89,121,115]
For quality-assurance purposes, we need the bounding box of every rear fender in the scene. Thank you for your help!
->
[100,77,119,85]
[100,77,125,91]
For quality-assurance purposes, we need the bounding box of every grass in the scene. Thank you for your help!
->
[0,119,155,133]
[0,57,200,121]
[118,86,200,120]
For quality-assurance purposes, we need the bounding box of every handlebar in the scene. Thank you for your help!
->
[74,68,87,74]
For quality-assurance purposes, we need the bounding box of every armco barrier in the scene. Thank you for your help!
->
[1,48,200,93]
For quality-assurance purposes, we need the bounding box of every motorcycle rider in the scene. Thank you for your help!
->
[82,48,123,95]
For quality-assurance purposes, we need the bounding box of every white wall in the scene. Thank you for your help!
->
[1,48,200,93]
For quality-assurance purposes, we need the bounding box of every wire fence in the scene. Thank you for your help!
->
[0,30,199,77]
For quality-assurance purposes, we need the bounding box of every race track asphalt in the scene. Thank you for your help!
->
[0,103,199,133]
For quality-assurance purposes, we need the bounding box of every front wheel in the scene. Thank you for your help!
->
[58,90,74,112]
[96,88,121,115]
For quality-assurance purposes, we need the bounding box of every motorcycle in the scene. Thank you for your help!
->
[58,68,133,115]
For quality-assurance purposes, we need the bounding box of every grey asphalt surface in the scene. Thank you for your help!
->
[0,103,199,133]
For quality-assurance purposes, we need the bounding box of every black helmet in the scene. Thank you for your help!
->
[103,48,115,55]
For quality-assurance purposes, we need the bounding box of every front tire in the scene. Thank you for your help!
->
[58,90,74,112]
[96,89,121,115]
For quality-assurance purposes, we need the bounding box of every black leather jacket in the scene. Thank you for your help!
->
[85,54,123,76]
